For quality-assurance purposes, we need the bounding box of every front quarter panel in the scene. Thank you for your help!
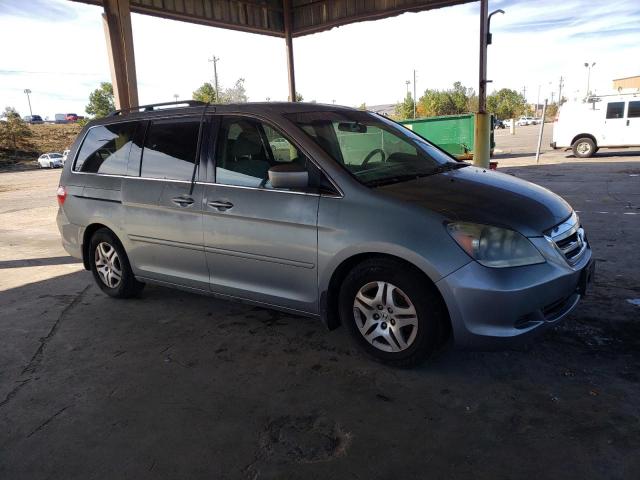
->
[317,188,472,297]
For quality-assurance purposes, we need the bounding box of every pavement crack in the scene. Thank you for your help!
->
[26,406,70,438]
[0,379,31,408]
[21,285,90,376]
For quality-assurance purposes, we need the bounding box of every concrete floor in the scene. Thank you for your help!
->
[1,128,639,479]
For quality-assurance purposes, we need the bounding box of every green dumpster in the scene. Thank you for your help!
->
[399,113,495,160]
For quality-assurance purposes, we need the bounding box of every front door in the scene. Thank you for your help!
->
[202,115,320,314]
[602,101,627,146]
[122,116,209,290]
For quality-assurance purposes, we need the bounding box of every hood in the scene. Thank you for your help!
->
[377,166,572,237]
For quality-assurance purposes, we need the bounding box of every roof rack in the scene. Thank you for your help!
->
[108,100,208,117]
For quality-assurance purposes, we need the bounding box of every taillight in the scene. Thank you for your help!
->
[57,185,67,205]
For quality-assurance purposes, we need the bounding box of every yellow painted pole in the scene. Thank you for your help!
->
[474,113,491,168]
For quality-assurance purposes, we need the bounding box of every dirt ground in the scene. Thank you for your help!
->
[0,126,639,479]
[0,123,81,171]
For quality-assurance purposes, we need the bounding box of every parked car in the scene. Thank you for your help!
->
[23,115,44,124]
[493,118,506,129]
[552,95,640,158]
[56,102,594,366]
[62,149,71,164]
[38,153,64,168]
[66,113,79,122]
[516,116,534,126]
[532,117,542,125]
[502,119,513,128]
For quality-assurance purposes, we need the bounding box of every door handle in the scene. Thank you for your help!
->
[208,200,234,211]
[627,119,630,126]
[171,196,194,207]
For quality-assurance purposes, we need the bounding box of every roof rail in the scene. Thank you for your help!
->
[108,100,208,117]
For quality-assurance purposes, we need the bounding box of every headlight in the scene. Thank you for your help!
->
[447,222,545,268]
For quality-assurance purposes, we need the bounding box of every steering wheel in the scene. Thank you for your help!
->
[362,148,386,167]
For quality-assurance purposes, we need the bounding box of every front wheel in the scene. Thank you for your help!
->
[339,258,447,367]
[89,228,145,298]
[572,137,596,158]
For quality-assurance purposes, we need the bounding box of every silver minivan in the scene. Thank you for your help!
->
[57,102,594,366]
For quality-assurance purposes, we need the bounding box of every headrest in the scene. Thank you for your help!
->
[233,130,263,157]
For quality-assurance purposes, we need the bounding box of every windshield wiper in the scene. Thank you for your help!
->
[366,162,468,187]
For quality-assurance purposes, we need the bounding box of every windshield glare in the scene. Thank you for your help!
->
[285,110,461,186]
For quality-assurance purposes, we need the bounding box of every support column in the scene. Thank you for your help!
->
[474,0,490,168]
[102,0,138,111]
[283,0,296,102]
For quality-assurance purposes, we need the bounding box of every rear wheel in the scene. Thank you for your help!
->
[339,258,447,367]
[572,137,596,158]
[89,228,144,298]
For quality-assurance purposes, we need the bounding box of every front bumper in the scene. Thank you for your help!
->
[436,243,593,349]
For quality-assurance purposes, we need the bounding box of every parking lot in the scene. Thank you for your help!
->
[1,126,639,479]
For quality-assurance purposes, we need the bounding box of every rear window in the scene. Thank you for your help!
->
[606,102,625,119]
[140,117,201,181]
[74,122,139,175]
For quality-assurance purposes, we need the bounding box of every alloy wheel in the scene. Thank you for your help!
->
[95,242,122,288]
[352,281,418,353]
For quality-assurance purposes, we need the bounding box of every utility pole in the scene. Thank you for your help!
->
[173,94,179,104]
[536,84,541,116]
[413,69,417,119]
[208,55,220,102]
[584,62,595,97]
[551,91,555,104]
[558,76,564,105]
[535,99,548,163]
[24,89,33,116]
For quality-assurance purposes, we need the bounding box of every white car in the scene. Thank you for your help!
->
[62,149,71,165]
[552,95,640,158]
[516,116,535,126]
[38,153,64,168]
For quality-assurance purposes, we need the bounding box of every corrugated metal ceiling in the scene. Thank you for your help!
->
[71,0,474,37]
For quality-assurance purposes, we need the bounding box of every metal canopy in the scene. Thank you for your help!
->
[71,0,473,37]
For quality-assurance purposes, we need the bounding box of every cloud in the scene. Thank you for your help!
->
[0,0,78,21]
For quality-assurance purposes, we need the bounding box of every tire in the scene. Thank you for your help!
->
[89,228,145,298]
[339,258,447,367]
[572,137,596,158]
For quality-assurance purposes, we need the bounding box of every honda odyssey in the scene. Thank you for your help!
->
[56,101,594,366]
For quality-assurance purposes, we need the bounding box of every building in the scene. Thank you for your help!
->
[613,75,640,92]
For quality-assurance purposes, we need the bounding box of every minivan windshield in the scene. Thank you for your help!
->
[285,110,466,187]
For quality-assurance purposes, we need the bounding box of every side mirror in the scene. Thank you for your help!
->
[268,164,309,189]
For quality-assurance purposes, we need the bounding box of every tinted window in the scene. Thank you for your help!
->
[215,116,312,189]
[606,102,625,119]
[628,101,640,118]
[141,117,200,181]
[74,122,138,174]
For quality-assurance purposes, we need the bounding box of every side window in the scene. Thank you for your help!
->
[606,102,625,119]
[215,116,311,190]
[334,124,418,167]
[74,122,138,174]
[141,117,201,181]
[628,101,640,118]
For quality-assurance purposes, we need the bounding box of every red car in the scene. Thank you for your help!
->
[65,113,79,122]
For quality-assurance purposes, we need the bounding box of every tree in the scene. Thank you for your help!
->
[358,103,367,110]
[416,82,477,117]
[486,88,527,120]
[220,78,248,103]
[393,93,415,120]
[295,92,303,102]
[0,106,33,155]
[192,82,218,103]
[85,82,115,118]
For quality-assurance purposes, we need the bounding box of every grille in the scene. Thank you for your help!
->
[548,212,587,266]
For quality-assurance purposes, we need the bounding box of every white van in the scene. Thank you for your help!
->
[552,95,640,158]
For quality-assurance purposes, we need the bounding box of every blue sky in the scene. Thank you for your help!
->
[1,0,639,118]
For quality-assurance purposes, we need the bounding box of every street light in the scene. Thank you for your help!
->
[173,94,179,104]
[24,89,33,116]
[584,62,596,97]
[405,80,411,97]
